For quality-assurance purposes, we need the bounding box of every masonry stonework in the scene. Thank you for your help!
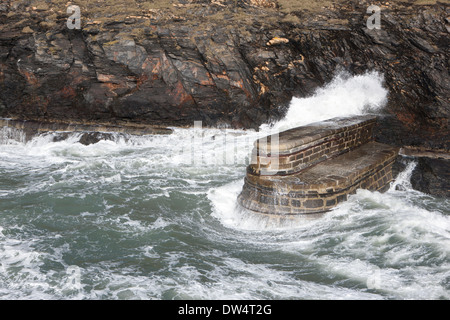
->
[238,116,399,215]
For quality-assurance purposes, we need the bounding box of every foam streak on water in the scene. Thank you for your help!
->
[0,71,449,300]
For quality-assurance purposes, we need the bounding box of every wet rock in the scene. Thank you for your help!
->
[411,157,450,198]
[391,155,408,182]
[0,0,448,197]
[78,132,115,146]
[1,1,447,134]
[102,38,148,74]
[52,131,116,145]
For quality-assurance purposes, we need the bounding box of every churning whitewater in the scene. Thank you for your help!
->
[0,71,448,299]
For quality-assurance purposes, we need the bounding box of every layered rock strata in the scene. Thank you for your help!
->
[238,116,400,215]
[0,0,448,196]
[0,1,448,150]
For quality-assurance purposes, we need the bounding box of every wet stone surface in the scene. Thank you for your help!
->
[238,116,399,215]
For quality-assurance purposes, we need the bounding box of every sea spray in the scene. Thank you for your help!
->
[209,70,390,227]
[390,160,417,192]
[0,126,26,145]
[261,70,388,132]
[0,71,448,300]
[167,70,389,169]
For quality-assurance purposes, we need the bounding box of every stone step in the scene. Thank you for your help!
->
[250,115,376,176]
[238,141,399,215]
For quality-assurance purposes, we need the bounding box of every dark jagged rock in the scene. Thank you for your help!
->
[77,132,113,146]
[0,0,448,196]
[51,131,115,145]
[411,157,450,198]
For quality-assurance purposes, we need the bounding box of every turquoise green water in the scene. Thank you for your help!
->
[0,72,448,299]
[0,127,448,300]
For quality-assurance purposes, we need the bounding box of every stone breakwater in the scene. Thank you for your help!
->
[250,116,377,176]
[1,0,448,196]
[1,1,448,151]
[238,116,399,215]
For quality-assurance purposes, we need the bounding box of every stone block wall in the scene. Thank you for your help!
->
[238,116,400,216]
[239,145,397,215]
[250,115,376,176]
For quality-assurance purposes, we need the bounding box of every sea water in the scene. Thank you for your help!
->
[0,71,448,299]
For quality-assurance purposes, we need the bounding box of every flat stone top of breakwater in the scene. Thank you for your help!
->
[248,141,399,191]
[256,115,376,155]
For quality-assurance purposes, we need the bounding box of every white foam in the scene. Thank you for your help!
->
[2,72,387,172]
[261,70,388,132]
[390,160,417,192]
[209,70,390,230]
[169,255,381,300]
[0,126,26,145]
[1,70,448,300]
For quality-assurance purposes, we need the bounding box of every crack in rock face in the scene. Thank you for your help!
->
[0,0,448,150]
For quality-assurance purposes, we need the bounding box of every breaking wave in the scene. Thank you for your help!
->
[0,71,448,300]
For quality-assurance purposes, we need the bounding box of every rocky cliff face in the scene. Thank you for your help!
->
[0,1,448,148]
